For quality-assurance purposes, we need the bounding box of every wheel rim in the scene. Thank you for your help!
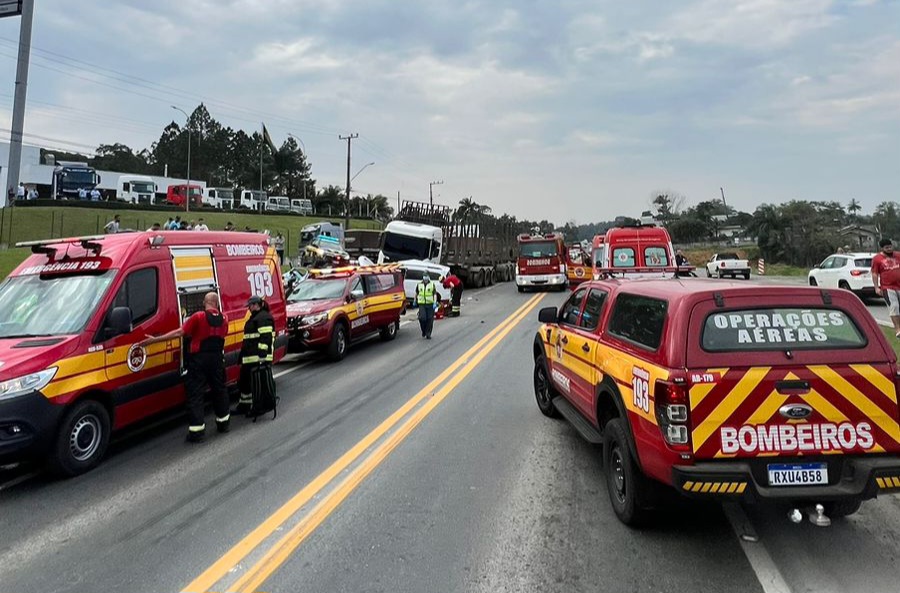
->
[610,445,627,504]
[338,329,346,353]
[535,364,551,407]
[70,414,102,462]
[389,322,397,336]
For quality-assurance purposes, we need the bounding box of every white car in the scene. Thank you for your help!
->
[808,252,876,299]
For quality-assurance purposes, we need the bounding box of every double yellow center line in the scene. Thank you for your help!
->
[183,292,546,593]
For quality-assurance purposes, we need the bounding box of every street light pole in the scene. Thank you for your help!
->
[350,162,375,219]
[339,133,358,230]
[172,106,191,213]
[5,0,35,207]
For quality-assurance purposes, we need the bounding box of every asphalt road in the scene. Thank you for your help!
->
[1,280,898,593]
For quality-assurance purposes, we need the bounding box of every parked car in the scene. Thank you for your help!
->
[706,252,751,279]
[808,252,876,299]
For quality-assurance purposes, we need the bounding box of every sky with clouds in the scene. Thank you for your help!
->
[1,0,898,223]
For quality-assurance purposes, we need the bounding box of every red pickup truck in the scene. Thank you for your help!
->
[533,278,900,525]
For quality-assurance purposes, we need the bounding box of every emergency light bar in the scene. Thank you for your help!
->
[596,265,693,276]
[16,235,106,255]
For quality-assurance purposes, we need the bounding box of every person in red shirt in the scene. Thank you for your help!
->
[141,292,230,441]
[442,273,464,317]
[872,238,900,337]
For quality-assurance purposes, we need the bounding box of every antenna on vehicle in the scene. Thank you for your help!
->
[713,292,725,308]
[820,290,832,305]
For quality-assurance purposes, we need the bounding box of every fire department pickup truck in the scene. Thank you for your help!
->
[286,265,405,361]
[533,279,900,525]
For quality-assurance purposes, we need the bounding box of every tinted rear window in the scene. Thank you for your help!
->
[702,308,866,352]
[854,258,872,267]
[608,294,668,350]
[718,253,739,259]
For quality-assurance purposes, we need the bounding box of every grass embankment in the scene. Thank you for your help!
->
[682,247,808,277]
[0,207,381,278]
[879,326,900,358]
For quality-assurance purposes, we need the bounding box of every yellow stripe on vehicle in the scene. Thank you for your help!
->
[173,255,214,269]
[176,269,216,283]
[692,367,771,452]
[809,365,900,444]
[850,364,897,404]
[689,368,729,410]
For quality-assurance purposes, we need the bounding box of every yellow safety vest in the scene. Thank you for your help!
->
[416,281,436,305]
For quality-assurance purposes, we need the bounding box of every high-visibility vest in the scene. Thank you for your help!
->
[416,281,436,305]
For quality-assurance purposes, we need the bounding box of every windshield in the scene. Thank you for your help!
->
[718,253,739,260]
[61,170,96,186]
[519,241,558,258]
[592,246,606,267]
[0,272,115,337]
[288,278,347,302]
[218,190,234,200]
[188,187,202,197]
[382,232,430,260]
[132,182,154,193]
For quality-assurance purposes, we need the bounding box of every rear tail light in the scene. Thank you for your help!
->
[720,262,726,268]
[850,269,863,277]
[655,379,691,452]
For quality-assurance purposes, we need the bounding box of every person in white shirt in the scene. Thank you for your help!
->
[78,187,88,200]
[27,187,38,200]
[104,215,121,234]
[90,188,101,201]
[15,183,25,201]
[195,218,209,231]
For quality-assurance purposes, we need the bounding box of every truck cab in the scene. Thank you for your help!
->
[203,187,235,210]
[266,196,291,212]
[240,190,267,211]
[291,199,314,215]
[166,184,203,208]
[515,233,567,292]
[52,162,100,200]
[379,220,442,265]
[116,175,157,205]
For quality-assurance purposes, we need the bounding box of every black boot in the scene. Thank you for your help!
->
[216,418,231,433]
[186,430,206,443]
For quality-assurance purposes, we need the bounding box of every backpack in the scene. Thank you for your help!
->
[248,364,278,421]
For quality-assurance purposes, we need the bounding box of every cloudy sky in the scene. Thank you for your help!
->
[1,0,898,223]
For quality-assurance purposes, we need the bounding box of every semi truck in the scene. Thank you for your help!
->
[378,200,517,288]
[52,162,100,200]
[116,174,157,204]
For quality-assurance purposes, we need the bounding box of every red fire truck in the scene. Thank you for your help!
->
[516,233,567,292]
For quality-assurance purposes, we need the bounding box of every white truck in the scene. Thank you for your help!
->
[291,198,314,215]
[266,196,291,212]
[203,187,235,209]
[706,252,751,279]
[239,189,267,211]
[116,175,157,204]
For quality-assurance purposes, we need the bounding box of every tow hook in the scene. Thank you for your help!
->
[788,504,831,527]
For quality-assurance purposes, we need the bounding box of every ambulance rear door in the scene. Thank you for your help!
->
[170,246,222,371]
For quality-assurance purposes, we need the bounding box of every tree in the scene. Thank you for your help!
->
[650,191,686,223]
[91,143,150,173]
[847,198,862,222]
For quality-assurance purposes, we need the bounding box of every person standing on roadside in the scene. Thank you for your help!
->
[104,214,121,234]
[274,232,286,265]
[442,273,463,317]
[872,238,900,337]
[90,187,101,202]
[235,295,276,414]
[416,273,437,339]
[140,292,230,441]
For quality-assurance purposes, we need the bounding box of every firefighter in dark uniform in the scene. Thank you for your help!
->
[141,292,230,442]
[442,273,463,317]
[235,295,276,414]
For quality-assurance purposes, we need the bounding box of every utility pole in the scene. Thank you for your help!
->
[5,0,34,207]
[429,180,443,207]
[720,187,728,211]
[340,133,358,229]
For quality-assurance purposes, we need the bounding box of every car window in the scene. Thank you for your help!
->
[855,258,872,267]
[820,256,834,269]
[111,267,158,326]
[702,308,866,352]
[559,287,588,326]
[578,289,608,330]
[833,257,848,268]
[644,246,668,267]
[364,273,397,293]
[607,294,668,350]
[612,247,635,267]
[350,277,363,294]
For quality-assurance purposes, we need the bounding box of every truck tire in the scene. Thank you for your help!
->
[716,269,724,279]
[533,354,560,418]
[743,272,750,280]
[48,399,111,477]
[603,418,650,526]
[517,285,525,293]
[327,323,349,361]
[706,267,712,278]
[379,320,399,341]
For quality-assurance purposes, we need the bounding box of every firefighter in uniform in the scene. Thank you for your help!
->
[141,292,230,442]
[235,295,276,413]
[442,273,463,317]
[416,274,437,339]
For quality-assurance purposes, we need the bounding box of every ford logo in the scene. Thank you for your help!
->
[779,404,813,420]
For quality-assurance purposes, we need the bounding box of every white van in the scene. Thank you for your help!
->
[266,196,291,212]
[291,198,314,215]
[116,175,157,204]
[398,260,451,305]
[203,187,234,209]
[240,189,267,211]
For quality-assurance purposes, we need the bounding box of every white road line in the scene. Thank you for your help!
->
[724,503,792,593]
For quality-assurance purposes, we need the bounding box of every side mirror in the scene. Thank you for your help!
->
[538,306,558,323]
[105,306,133,339]
[350,289,365,301]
